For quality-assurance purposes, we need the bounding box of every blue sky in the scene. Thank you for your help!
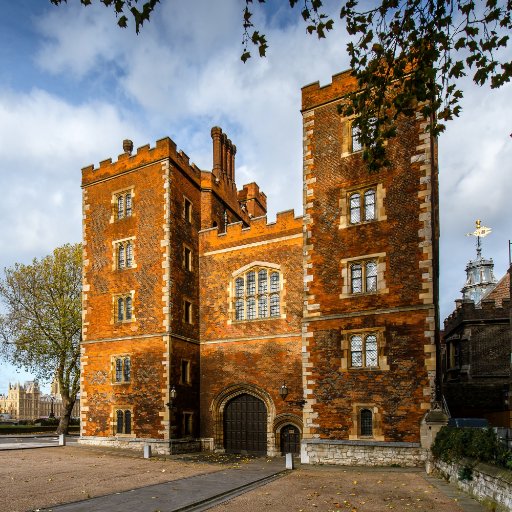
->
[0,0,511,393]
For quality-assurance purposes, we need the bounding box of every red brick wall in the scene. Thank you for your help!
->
[199,211,303,448]
[301,70,438,444]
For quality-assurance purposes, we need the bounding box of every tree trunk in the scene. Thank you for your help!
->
[56,396,76,435]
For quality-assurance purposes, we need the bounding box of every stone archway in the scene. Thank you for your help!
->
[210,383,277,456]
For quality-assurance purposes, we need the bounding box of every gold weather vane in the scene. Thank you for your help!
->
[466,219,492,258]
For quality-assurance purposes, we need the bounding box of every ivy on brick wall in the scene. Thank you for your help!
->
[432,426,512,470]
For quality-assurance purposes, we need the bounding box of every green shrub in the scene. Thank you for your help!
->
[432,427,512,470]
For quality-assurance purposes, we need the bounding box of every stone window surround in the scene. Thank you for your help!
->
[110,187,135,224]
[339,183,387,230]
[228,261,286,324]
[339,327,389,371]
[111,355,131,385]
[339,115,386,158]
[349,403,384,441]
[112,236,137,271]
[339,253,388,299]
[112,406,135,437]
[112,291,136,324]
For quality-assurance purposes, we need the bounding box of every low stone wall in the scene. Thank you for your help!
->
[78,436,201,455]
[431,458,512,511]
[301,439,427,466]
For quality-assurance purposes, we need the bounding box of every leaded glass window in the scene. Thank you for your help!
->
[258,270,268,294]
[124,410,132,434]
[247,297,256,320]
[350,335,363,367]
[116,410,123,433]
[117,195,124,219]
[126,242,133,267]
[270,272,279,292]
[270,294,280,317]
[125,193,132,217]
[235,299,244,320]
[235,277,244,298]
[360,409,373,436]
[125,297,132,320]
[349,193,361,224]
[233,267,281,321]
[115,358,123,382]
[351,263,362,293]
[247,271,256,295]
[366,261,377,292]
[118,243,125,269]
[117,298,124,322]
[258,295,268,318]
[350,333,379,368]
[364,190,376,221]
[351,123,362,152]
[366,335,378,367]
[123,357,131,382]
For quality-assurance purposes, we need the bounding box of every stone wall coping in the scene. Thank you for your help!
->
[304,439,421,448]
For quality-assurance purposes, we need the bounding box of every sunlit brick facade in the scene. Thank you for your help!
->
[80,70,439,464]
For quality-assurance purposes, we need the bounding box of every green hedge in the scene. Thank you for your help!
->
[432,427,512,470]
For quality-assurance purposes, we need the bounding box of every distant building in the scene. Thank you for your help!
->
[442,229,511,427]
[0,381,79,420]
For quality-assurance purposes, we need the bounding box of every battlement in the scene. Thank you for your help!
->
[199,209,302,253]
[301,68,357,112]
[82,137,202,187]
[444,297,511,333]
[237,182,267,218]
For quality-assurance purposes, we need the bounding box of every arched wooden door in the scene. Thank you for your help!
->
[224,393,267,455]
[280,424,301,454]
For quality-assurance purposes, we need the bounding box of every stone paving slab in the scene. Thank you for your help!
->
[41,458,286,512]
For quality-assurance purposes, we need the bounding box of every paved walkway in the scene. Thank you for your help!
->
[42,457,287,512]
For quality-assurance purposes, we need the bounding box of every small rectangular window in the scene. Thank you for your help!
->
[184,247,192,271]
[184,198,192,223]
[181,360,191,384]
[183,412,193,436]
[351,123,362,152]
[184,301,192,324]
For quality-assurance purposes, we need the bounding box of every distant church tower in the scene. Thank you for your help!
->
[462,220,497,303]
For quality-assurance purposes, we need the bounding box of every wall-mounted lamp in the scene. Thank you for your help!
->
[279,382,306,407]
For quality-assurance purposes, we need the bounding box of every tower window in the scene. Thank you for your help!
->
[350,333,378,368]
[113,356,131,383]
[116,295,134,322]
[350,260,378,294]
[115,409,132,435]
[115,191,133,220]
[349,188,376,224]
[360,409,373,436]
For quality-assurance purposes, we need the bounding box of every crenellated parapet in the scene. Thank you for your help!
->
[82,137,202,187]
[444,297,511,333]
[199,209,302,253]
[302,69,357,112]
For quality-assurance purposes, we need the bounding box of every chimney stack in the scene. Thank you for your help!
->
[123,139,133,155]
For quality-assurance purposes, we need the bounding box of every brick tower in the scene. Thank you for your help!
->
[300,70,439,464]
